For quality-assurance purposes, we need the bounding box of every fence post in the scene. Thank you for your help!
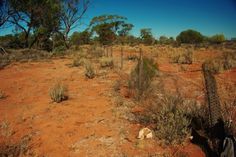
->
[120,47,123,69]
[138,48,143,100]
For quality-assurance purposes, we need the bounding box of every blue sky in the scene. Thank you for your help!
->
[1,0,236,39]
[81,0,236,39]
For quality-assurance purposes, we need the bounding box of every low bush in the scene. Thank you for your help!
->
[72,56,86,67]
[49,82,68,103]
[204,51,236,74]
[84,61,95,79]
[90,45,104,58]
[127,54,138,61]
[153,95,192,145]
[99,57,113,68]
[172,50,192,64]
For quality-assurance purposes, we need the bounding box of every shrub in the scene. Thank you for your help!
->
[172,50,192,64]
[129,57,158,99]
[222,100,236,136]
[127,54,138,61]
[204,51,236,73]
[209,34,225,44]
[84,61,95,79]
[52,45,66,55]
[176,29,204,44]
[154,95,191,145]
[49,82,68,103]
[90,45,104,58]
[99,57,113,68]
[0,90,6,99]
[72,56,86,67]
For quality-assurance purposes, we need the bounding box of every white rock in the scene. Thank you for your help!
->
[138,127,153,140]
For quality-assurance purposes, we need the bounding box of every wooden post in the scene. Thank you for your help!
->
[110,46,113,57]
[120,47,123,69]
[138,48,143,100]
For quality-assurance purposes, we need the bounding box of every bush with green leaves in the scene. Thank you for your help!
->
[129,57,158,99]
[49,82,68,103]
[154,95,192,145]
[52,45,66,56]
[84,61,95,79]
[176,29,204,44]
[99,57,113,68]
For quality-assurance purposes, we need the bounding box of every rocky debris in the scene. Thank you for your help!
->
[137,127,153,140]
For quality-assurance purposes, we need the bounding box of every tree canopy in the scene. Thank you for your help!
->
[89,15,133,45]
[176,29,204,44]
[140,28,155,45]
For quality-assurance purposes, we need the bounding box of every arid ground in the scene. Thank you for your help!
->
[0,45,235,157]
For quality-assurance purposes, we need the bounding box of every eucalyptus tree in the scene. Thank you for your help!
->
[89,15,133,45]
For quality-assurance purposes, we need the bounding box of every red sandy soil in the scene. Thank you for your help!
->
[0,48,235,157]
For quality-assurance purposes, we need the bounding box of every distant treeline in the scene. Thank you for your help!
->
[0,0,233,51]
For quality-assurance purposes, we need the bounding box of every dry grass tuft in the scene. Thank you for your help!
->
[49,82,68,103]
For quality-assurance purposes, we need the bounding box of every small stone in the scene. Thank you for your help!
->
[137,127,153,140]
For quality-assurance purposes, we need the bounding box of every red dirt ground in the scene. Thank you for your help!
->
[0,47,235,157]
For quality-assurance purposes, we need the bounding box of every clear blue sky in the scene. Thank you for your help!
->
[1,0,236,39]
[80,0,236,39]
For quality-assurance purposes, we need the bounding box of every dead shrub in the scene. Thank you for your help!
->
[49,82,68,103]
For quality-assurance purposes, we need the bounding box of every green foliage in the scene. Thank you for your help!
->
[0,34,26,48]
[52,33,65,49]
[176,29,204,44]
[140,28,155,45]
[159,36,169,44]
[84,61,95,79]
[89,15,133,45]
[129,57,158,98]
[53,45,66,55]
[70,30,91,45]
[49,82,68,103]
[99,57,114,68]
[209,34,225,44]
[159,36,175,45]
[154,95,191,145]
